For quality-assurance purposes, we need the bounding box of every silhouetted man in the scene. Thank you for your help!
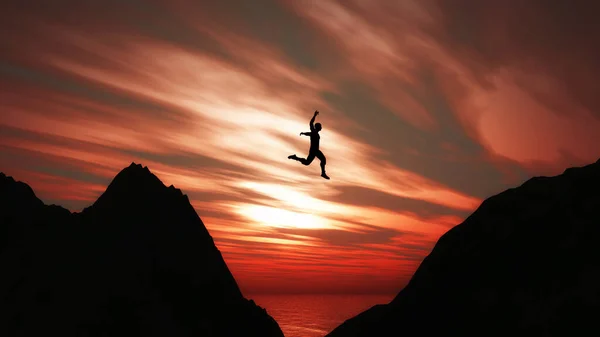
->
[288,110,330,180]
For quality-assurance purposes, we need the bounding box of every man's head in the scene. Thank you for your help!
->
[315,123,322,131]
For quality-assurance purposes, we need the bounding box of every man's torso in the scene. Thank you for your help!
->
[310,132,320,150]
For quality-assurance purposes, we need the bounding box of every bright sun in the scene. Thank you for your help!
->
[235,205,328,229]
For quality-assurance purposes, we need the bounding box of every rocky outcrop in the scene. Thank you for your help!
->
[0,163,284,337]
[327,158,600,337]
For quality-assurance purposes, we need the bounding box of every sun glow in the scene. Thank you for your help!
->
[234,204,330,229]
[1,0,513,295]
[238,182,344,213]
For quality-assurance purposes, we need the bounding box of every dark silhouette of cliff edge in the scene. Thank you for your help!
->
[0,163,284,337]
[327,158,600,337]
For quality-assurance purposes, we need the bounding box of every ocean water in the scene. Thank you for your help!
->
[250,294,394,337]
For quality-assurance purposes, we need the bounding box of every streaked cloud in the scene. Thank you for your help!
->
[288,0,600,175]
[1,0,597,294]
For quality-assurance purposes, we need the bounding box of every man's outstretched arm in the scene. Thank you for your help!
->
[309,110,319,131]
[300,132,312,136]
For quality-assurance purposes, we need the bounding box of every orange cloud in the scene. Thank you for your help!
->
[451,70,600,173]
[9,0,577,295]
[289,0,600,176]
[285,0,438,131]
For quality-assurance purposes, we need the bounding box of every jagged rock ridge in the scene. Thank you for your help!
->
[327,158,600,337]
[0,163,284,337]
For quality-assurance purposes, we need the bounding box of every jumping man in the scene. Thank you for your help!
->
[288,110,330,180]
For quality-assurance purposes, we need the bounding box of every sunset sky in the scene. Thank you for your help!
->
[1,0,599,295]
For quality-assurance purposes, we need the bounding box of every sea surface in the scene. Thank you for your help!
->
[250,294,395,337]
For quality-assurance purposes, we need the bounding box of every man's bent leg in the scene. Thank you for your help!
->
[300,152,316,166]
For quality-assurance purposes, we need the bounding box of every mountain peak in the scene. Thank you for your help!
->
[114,162,162,187]
[1,165,284,337]
[0,172,43,210]
[327,157,600,337]
[124,161,151,174]
[115,162,182,198]
[87,162,183,213]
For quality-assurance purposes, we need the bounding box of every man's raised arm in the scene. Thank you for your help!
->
[309,110,319,131]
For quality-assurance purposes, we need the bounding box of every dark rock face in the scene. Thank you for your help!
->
[327,159,600,337]
[0,163,284,337]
